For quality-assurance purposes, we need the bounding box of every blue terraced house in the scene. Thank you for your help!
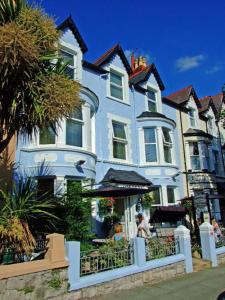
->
[15,16,185,238]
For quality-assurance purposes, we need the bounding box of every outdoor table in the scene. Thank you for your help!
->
[92,239,107,245]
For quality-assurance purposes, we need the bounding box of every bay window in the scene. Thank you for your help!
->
[147,89,157,112]
[112,121,127,159]
[162,127,172,163]
[39,127,55,145]
[144,128,157,162]
[60,49,76,79]
[213,150,219,174]
[167,187,176,204]
[110,70,124,100]
[189,142,200,170]
[66,107,83,147]
[149,187,161,205]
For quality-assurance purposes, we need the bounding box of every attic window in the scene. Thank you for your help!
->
[147,89,157,112]
[188,109,196,128]
[110,70,124,100]
[60,49,77,80]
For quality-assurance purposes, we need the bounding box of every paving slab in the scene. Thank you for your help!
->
[94,265,225,300]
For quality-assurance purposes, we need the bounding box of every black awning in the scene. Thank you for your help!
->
[83,168,153,198]
[99,168,152,186]
[82,184,153,198]
[150,206,187,223]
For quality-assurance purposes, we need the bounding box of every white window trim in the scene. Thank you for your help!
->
[151,186,163,206]
[112,121,128,161]
[189,141,201,171]
[162,127,173,164]
[38,127,57,147]
[107,113,132,163]
[65,105,84,149]
[166,186,178,205]
[145,84,162,113]
[188,108,197,128]
[59,40,82,82]
[106,65,129,104]
[139,127,159,165]
[60,47,77,80]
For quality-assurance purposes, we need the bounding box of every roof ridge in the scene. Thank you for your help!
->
[166,85,192,99]
[94,44,119,65]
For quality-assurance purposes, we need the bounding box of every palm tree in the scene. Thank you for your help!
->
[0,177,59,254]
[0,0,80,154]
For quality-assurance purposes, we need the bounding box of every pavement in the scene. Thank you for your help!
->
[95,265,225,300]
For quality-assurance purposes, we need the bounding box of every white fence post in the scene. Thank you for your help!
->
[199,222,217,267]
[133,237,146,267]
[174,225,193,273]
[65,241,80,287]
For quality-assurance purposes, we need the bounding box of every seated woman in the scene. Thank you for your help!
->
[112,224,126,241]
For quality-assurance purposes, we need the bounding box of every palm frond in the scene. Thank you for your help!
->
[0,0,26,25]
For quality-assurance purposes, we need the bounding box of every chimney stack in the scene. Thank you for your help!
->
[130,54,147,75]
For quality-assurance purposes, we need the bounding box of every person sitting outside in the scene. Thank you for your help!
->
[212,218,222,243]
[112,224,126,241]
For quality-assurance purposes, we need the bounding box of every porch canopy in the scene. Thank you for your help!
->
[82,168,154,197]
[150,206,187,223]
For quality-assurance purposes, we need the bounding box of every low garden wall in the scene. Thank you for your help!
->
[0,267,68,300]
[68,260,185,299]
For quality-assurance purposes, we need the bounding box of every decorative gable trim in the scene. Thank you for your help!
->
[94,44,132,75]
[57,16,88,54]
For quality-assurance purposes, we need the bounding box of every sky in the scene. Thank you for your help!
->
[38,0,225,98]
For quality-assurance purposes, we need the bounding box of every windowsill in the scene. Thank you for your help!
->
[107,95,130,106]
[140,163,179,169]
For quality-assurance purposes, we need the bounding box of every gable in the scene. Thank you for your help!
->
[60,28,81,50]
[146,73,159,89]
[106,54,127,73]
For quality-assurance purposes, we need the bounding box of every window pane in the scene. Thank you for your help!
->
[70,107,82,120]
[167,187,175,203]
[66,119,82,147]
[60,50,74,65]
[145,144,157,162]
[110,85,123,100]
[113,122,126,139]
[144,128,156,143]
[150,188,161,205]
[147,90,156,101]
[162,128,172,143]
[164,146,172,163]
[113,141,126,159]
[65,66,74,79]
[110,72,122,86]
[37,178,54,199]
[191,157,200,170]
[190,142,199,155]
[39,127,55,145]
[148,100,157,112]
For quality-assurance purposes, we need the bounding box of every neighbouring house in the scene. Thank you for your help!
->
[14,16,186,239]
[164,86,225,224]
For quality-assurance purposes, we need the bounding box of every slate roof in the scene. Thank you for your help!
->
[164,85,201,108]
[183,128,213,139]
[198,96,218,117]
[129,64,165,91]
[211,93,224,114]
[57,16,88,53]
[100,168,152,186]
[137,111,176,126]
[94,44,132,74]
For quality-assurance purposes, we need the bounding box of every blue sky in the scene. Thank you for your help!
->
[39,0,225,98]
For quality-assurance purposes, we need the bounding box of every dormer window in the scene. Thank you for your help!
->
[147,89,157,112]
[188,109,196,128]
[110,70,124,101]
[60,49,77,80]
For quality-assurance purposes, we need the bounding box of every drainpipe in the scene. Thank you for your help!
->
[179,110,189,197]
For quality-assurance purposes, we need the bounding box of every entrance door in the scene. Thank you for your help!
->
[113,197,137,239]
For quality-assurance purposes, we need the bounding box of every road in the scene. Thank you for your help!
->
[95,265,225,300]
